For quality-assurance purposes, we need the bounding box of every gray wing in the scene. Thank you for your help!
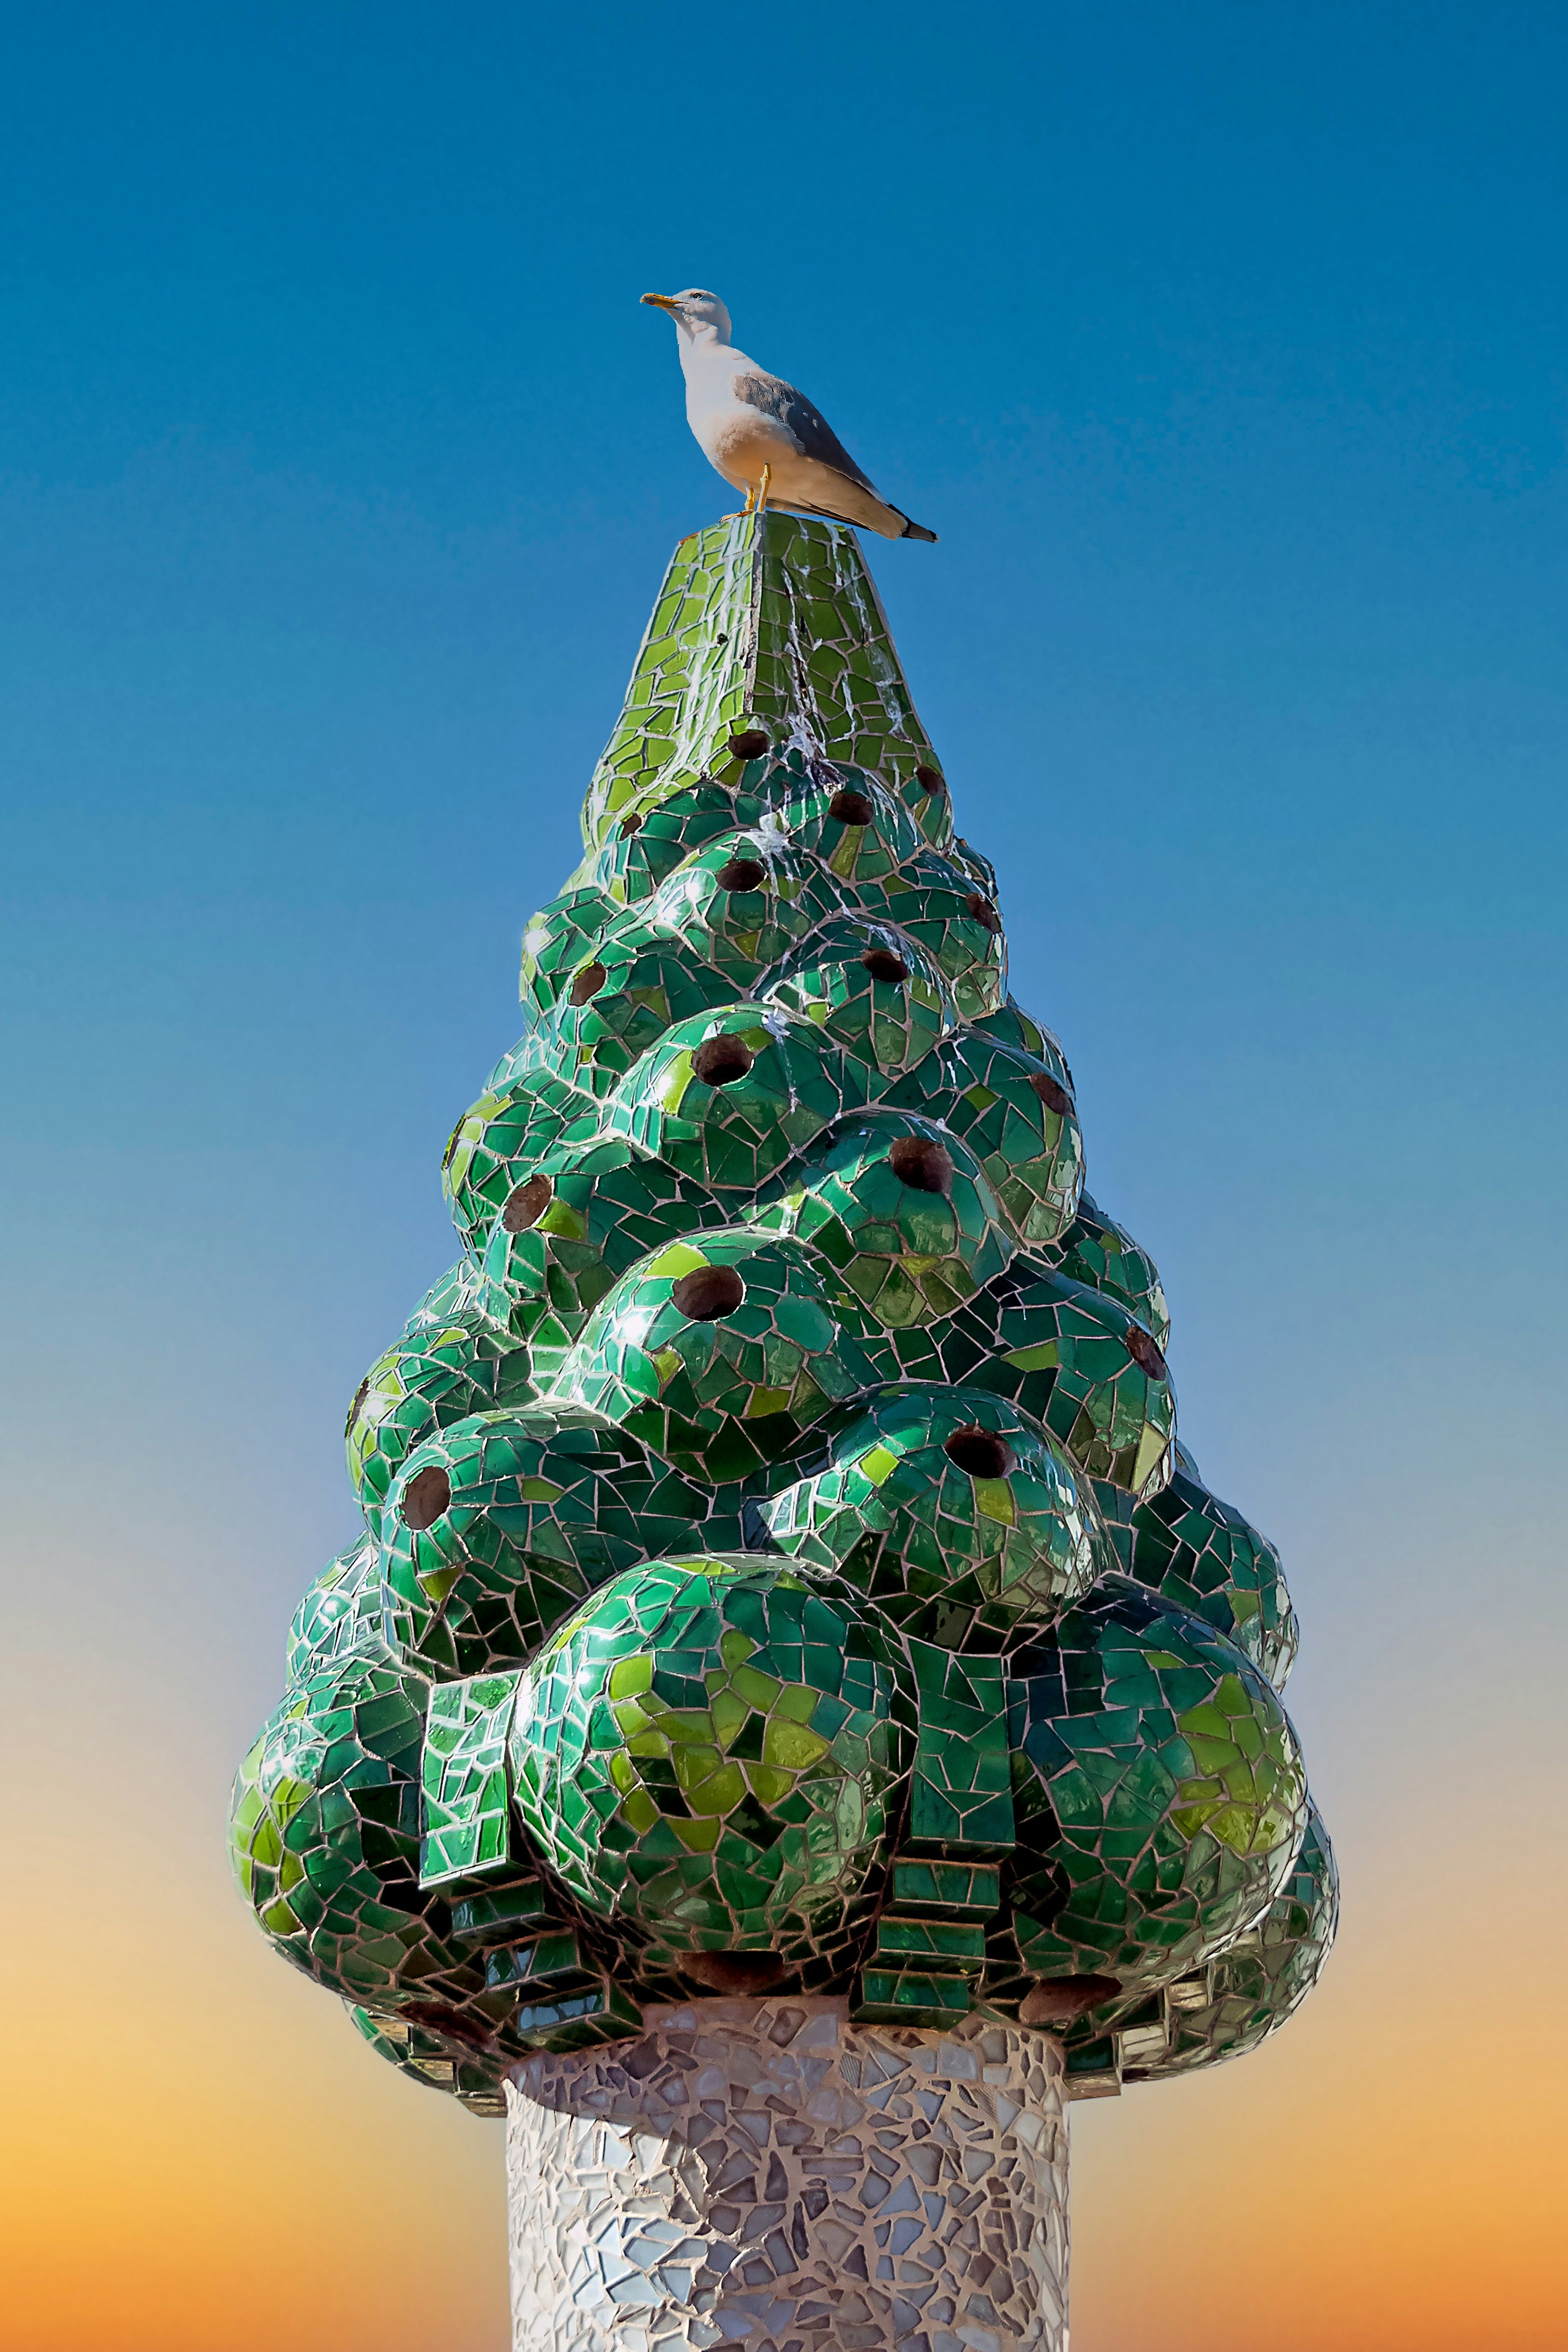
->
[733,371,880,494]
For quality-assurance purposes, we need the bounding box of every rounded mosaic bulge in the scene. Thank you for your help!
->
[600,1002,872,1190]
[402,1253,512,1330]
[757,761,921,889]
[1128,1443,1299,1688]
[644,830,843,989]
[945,833,999,901]
[753,1108,1013,1327]
[571,781,755,909]
[348,2000,508,2115]
[378,1405,699,1676]
[477,1135,719,1375]
[1112,1801,1338,2082]
[517,885,619,1022]
[889,753,957,849]
[1049,1190,1170,1348]
[884,1029,1084,1249]
[346,1304,537,1541]
[287,1536,387,1683]
[509,1553,917,1974]
[442,1068,597,1254]
[761,1383,1109,1650]
[881,848,1009,1022]
[399,1254,515,1338]
[969,996,1074,1086]
[1006,1575,1309,1992]
[549,1228,883,1483]
[762,918,954,1090]
[542,917,738,1099]
[229,1656,483,2014]
[968,1261,1177,1499]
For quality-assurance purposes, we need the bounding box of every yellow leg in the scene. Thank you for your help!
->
[756,464,771,515]
[742,485,756,514]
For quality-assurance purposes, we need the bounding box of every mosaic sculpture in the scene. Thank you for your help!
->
[231,510,1336,2350]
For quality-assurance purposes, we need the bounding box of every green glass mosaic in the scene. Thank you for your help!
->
[600,1001,872,1190]
[421,1672,522,1885]
[643,829,841,986]
[752,1109,1013,1327]
[760,1384,1106,1651]
[232,510,1332,2112]
[511,1554,914,1976]
[382,1406,701,1676]
[884,1029,1084,1249]
[346,1301,536,1538]
[476,1137,719,1382]
[551,1228,884,1483]
[1050,1190,1171,1347]
[1049,1800,1339,2081]
[762,917,954,1088]
[1005,1577,1309,1990]
[1127,1441,1299,1685]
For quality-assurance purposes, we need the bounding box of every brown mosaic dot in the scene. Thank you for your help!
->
[889,1133,954,1195]
[568,960,607,1006]
[1020,1974,1123,2025]
[402,1466,451,1532]
[1124,1325,1168,1381]
[860,948,909,984]
[944,1426,1017,1480]
[691,1035,754,1087]
[914,764,947,795]
[965,892,1002,934]
[678,1951,784,1993]
[716,857,766,892]
[1030,1071,1072,1117]
[728,729,769,760]
[401,1999,493,2050]
[828,788,874,827]
[671,1265,745,1321]
[502,1173,554,1232]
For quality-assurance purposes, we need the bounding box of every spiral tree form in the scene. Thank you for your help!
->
[231,512,1335,2138]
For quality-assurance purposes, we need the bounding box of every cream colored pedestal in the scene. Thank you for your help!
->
[505,1998,1068,2352]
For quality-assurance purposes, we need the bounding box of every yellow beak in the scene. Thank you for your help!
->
[641,292,680,313]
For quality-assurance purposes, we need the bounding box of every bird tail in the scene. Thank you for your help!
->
[896,512,939,543]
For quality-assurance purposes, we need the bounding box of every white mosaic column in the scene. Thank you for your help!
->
[505,1998,1069,2352]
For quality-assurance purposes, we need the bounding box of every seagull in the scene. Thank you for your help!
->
[641,289,938,542]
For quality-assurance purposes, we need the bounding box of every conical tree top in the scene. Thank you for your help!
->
[582,511,943,849]
[232,499,1333,2114]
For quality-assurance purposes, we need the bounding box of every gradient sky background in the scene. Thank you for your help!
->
[2,4,1565,2347]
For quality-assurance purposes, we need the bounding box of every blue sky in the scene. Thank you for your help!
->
[2,7,1564,2348]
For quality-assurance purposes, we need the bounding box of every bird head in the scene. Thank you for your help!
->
[641,288,732,345]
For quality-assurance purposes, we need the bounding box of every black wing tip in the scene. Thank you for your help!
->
[899,517,939,543]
